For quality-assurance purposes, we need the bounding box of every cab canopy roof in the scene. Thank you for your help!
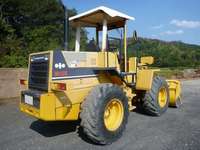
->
[69,6,135,30]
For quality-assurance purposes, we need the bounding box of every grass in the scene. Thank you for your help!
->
[153,67,184,79]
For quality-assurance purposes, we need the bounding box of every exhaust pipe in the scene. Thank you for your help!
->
[58,0,69,51]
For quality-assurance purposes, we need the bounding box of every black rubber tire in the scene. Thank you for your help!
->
[140,76,169,116]
[80,83,129,145]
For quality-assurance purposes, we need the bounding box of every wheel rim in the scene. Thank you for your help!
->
[104,98,124,131]
[158,87,167,108]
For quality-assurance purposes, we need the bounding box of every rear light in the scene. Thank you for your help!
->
[20,79,27,85]
[51,82,66,91]
[57,83,66,90]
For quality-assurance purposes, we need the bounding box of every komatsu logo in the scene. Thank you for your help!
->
[54,63,66,69]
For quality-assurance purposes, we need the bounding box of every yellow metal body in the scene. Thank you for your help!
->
[20,50,181,121]
[20,92,80,121]
[128,57,137,73]
[167,80,182,107]
[136,69,154,90]
[104,98,124,131]
[20,51,123,121]
[20,8,181,121]
[124,23,128,72]
[158,87,168,108]
[140,56,154,65]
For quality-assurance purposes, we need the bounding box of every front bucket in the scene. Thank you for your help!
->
[167,80,182,108]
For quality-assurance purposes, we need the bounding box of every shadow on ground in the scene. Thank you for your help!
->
[132,103,180,116]
[30,120,96,144]
[30,120,80,137]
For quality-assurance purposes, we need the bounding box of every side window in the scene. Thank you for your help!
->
[107,28,123,52]
[83,27,100,52]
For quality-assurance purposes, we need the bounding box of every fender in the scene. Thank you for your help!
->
[136,69,159,90]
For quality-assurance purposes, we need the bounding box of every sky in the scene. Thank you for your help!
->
[63,0,200,45]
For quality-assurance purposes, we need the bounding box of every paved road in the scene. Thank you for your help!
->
[0,79,200,150]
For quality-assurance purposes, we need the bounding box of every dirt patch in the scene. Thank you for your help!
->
[182,69,200,79]
[0,97,18,105]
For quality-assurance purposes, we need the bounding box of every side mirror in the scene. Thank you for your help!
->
[133,30,138,41]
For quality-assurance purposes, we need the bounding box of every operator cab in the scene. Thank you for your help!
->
[69,6,135,71]
[69,6,134,52]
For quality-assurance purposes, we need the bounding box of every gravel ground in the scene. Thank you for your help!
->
[0,79,200,150]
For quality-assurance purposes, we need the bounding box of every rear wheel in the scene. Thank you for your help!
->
[80,83,129,145]
[140,76,169,116]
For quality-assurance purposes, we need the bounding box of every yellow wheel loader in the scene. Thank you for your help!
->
[20,4,181,145]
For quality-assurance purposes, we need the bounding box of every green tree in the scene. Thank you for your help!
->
[127,38,200,68]
[0,0,87,67]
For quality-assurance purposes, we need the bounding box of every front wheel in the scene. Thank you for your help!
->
[80,83,129,145]
[140,76,169,116]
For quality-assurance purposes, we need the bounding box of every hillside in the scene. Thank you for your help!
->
[1,0,200,68]
[127,38,200,68]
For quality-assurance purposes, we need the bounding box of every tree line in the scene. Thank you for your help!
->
[0,0,87,67]
[0,0,200,68]
[128,38,200,68]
